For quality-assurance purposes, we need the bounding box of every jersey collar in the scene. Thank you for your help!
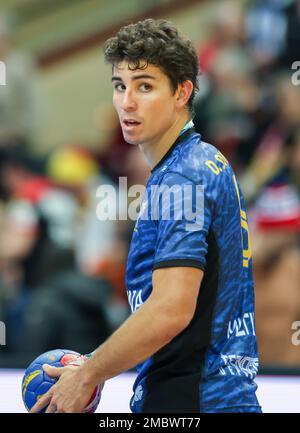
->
[151,125,195,173]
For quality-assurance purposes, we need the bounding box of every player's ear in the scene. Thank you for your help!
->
[175,80,193,109]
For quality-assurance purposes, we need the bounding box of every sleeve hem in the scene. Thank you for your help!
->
[153,259,205,271]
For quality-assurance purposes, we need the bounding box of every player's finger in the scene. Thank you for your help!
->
[45,402,58,413]
[30,392,53,413]
[43,364,63,378]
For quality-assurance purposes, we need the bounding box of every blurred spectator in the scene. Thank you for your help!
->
[197,0,245,74]
[0,150,77,350]
[0,14,37,157]
[46,145,130,329]
[0,151,76,289]
[251,184,300,366]
[20,269,113,361]
[240,73,300,201]
[0,148,118,360]
[279,0,300,68]
[194,0,247,141]
[47,146,119,275]
[245,0,291,72]
[194,46,261,169]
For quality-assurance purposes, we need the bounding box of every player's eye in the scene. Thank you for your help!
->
[140,83,152,92]
[114,82,126,92]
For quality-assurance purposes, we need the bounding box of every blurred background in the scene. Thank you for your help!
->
[0,0,299,380]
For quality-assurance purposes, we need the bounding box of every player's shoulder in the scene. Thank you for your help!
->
[165,133,226,184]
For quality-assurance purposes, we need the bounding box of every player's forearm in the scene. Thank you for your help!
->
[80,298,187,386]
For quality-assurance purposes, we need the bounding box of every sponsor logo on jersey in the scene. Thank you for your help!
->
[133,385,143,402]
[219,355,259,379]
[127,289,144,313]
[227,312,256,339]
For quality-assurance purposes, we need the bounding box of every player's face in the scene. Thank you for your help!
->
[112,61,179,147]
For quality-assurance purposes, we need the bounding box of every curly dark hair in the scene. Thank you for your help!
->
[104,18,199,110]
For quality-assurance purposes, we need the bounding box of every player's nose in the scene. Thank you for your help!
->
[121,89,137,112]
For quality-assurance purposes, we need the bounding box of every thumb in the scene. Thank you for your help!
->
[43,364,63,378]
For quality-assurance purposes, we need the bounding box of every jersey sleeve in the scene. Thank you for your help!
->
[153,171,213,271]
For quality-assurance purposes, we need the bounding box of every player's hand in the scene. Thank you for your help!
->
[30,364,97,413]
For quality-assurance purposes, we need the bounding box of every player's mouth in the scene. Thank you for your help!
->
[122,118,142,130]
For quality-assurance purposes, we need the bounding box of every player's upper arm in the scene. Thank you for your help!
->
[150,266,203,335]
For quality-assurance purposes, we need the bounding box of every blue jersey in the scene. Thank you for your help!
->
[126,128,261,413]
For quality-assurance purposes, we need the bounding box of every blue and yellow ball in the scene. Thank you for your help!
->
[21,349,102,413]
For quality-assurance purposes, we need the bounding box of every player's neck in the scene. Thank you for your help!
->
[139,113,191,170]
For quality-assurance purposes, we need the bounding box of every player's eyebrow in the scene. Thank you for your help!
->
[112,74,157,82]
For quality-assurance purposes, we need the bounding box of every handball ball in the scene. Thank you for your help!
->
[21,349,102,413]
